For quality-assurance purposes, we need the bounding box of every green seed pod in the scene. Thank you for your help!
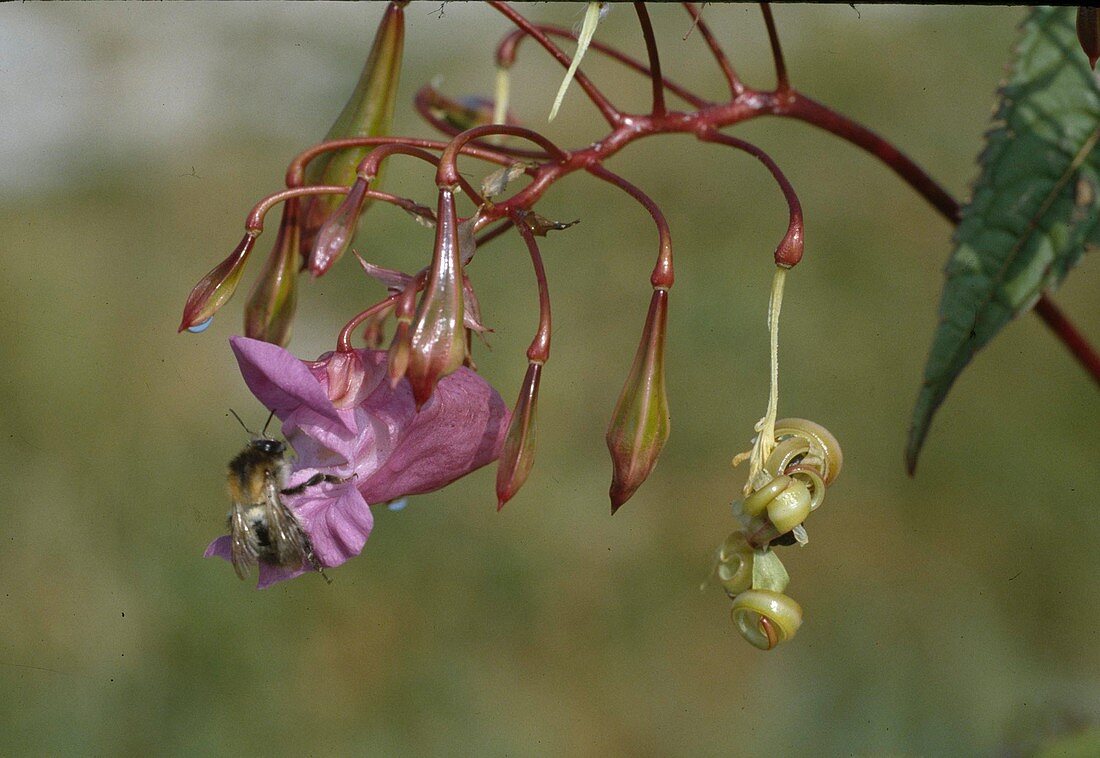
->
[716,531,753,597]
[730,589,803,650]
[773,418,843,484]
[764,436,812,480]
[742,475,791,517]
[785,464,826,512]
[766,478,812,534]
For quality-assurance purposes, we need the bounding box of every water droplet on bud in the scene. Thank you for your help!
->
[187,317,214,333]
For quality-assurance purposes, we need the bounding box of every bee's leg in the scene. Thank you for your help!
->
[280,473,350,496]
[303,542,332,585]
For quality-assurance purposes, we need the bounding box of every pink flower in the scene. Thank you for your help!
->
[205,336,509,587]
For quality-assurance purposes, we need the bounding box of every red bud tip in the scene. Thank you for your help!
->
[496,362,542,510]
[606,290,670,513]
[179,233,256,332]
[773,222,804,268]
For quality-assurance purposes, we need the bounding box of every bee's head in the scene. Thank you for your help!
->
[230,409,285,456]
[251,437,286,456]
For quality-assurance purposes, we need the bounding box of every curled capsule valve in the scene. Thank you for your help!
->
[730,589,803,650]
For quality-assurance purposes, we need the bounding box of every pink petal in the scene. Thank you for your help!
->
[204,535,232,560]
[204,535,310,589]
[256,562,310,589]
[230,336,353,433]
[287,482,374,568]
[356,366,509,503]
[356,256,413,291]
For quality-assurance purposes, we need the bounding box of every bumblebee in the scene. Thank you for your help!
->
[225,413,340,582]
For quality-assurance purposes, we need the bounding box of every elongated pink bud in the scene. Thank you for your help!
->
[606,289,670,513]
[405,189,466,407]
[387,277,418,387]
[309,177,369,276]
[244,202,300,346]
[179,233,256,332]
[387,320,412,388]
[496,362,541,509]
[302,2,405,249]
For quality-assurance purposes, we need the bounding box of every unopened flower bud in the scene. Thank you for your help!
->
[179,232,256,332]
[362,317,386,349]
[302,1,405,248]
[405,189,466,408]
[244,204,300,346]
[323,349,368,409]
[606,289,670,512]
[496,362,541,509]
[310,178,369,276]
[387,319,412,388]
[424,89,499,132]
[387,277,418,387]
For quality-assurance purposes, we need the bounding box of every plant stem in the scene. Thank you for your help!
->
[774,94,1098,385]
[634,3,666,117]
[1034,296,1100,385]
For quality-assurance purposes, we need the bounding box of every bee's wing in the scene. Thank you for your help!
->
[229,503,258,580]
[262,476,308,568]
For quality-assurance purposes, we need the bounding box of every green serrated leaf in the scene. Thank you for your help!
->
[907,7,1100,473]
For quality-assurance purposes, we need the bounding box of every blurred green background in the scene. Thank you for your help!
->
[2,3,1098,755]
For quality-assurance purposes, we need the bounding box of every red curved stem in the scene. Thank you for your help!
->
[337,296,398,353]
[437,125,567,188]
[585,164,673,290]
[634,3,666,117]
[508,210,553,363]
[285,136,517,189]
[353,143,485,206]
[698,130,804,267]
[760,4,790,93]
[779,93,960,223]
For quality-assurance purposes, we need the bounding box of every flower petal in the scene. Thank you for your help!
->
[204,535,232,561]
[357,365,509,503]
[256,562,310,589]
[356,255,413,291]
[286,482,374,569]
[230,336,351,432]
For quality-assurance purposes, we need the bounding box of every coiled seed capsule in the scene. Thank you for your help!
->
[765,478,812,534]
[772,418,843,484]
[784,464,826,512]
[742,475,791,517]
[730,589,803,650]
[716,531,754,597]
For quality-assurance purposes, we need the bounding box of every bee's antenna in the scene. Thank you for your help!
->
[260,409,276,438]
[228,408,255,437]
